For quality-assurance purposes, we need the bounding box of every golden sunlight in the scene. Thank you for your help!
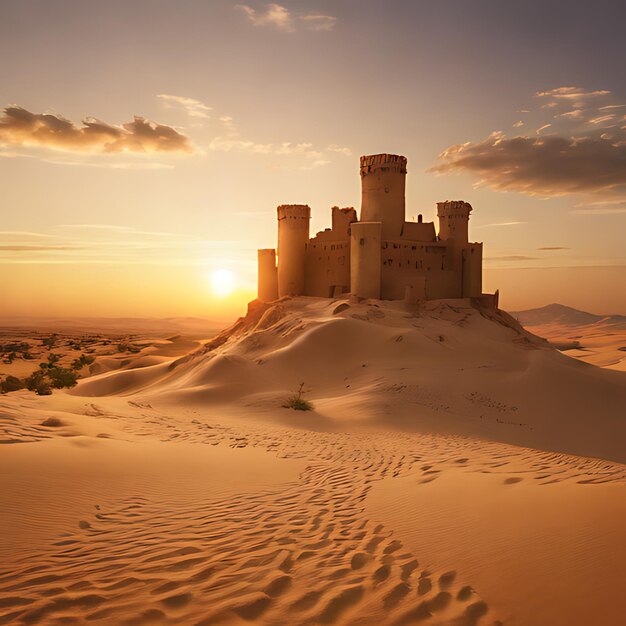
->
[210,268,236,298]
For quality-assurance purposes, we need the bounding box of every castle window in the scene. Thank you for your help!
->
[359,238,365,246]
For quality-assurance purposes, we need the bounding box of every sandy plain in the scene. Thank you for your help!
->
[0,298,624,625]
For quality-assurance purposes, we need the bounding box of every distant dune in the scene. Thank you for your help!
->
[511,302,626,329]
[512,303,626,372]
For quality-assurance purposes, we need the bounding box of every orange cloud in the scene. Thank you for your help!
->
[0,106,193,154]
[431,132,626,196]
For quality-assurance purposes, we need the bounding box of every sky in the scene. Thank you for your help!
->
[1,0,626,320]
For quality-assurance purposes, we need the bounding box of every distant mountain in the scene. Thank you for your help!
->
[511,303,626,328]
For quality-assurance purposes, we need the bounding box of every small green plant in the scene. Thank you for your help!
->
[282,382,313,411]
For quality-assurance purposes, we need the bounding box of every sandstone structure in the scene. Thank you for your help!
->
[258,153,496,306]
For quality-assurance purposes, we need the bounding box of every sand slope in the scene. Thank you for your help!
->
[74,297,626,463]
[1,298,624,625]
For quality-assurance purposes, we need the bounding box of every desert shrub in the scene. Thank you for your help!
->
[36,383,52,396]
[41,335,58,349]
[47,367,78,389]
[0,375,24,393]
[71,354,95,370]
[25,370,52,394]
[282,382,313,411]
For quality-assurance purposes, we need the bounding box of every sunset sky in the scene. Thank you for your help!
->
[1,0,625,319]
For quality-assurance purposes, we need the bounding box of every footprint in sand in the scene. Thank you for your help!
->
[504,476,523,484]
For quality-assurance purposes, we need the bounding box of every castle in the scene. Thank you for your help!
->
[257,153,497,307]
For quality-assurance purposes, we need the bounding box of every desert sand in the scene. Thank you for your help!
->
[1,297,624,625]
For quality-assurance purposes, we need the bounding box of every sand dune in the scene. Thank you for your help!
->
[513,303,626,372]
[74,297,626,463]
[1,297,624,625]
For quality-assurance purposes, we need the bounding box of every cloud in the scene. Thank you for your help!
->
[480,221,527,227]
[431,131,626,196]
[299,14,337,31]
[237,4,336,32]
[513,120,524,128]
[556,110,583,120]
[0,244,81,252]
[538,246,570,250]
[237,3,294,31]
[536,86,611,104]
[207,114,350,168]
[485,255,538,261]
[157,94,211,119]
[0,106,192,154]
[572,200,626,215]
[0,231,56,239]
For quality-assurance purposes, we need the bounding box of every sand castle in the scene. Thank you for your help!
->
[258,153,497,307]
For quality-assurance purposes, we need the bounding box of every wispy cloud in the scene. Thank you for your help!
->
[207,113,351,169]
[536,86,611,106]
[572,200,626,215]
[236,3,337,32]
[0,106,193,155]
[157,94,212,120]
[485,255,538,261]
[479,221,527,227]
[299,14,337,31]
[537,246,570,250]
[237,3,294,31]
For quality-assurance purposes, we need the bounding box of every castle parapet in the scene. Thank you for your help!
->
[359,154,407,176]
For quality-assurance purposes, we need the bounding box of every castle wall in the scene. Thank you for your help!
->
[305,239,350,297]
[379,239,462,300]
[462,243,483,297]
[351,222,382,299]
[402,220,436,242]
[360,154,407,240]
[277,204,310,297]
[257,249,278,302]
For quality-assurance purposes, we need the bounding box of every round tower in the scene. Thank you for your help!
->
[257,249,278,302]
[277,204,310,297]
[437,200,472,243]
[360,153,407,240]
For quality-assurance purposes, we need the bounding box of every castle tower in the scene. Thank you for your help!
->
[257,249,278,302]
[437,200,472,243]
[350,222,382,299]
[360,154,407,240]
[277,204,310,297]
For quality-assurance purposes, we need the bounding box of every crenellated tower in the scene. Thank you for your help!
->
[437,200,472,244]
[360,154,407,240]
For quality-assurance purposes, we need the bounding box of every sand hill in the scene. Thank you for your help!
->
[74,297,626,463]
[1,298,624,625]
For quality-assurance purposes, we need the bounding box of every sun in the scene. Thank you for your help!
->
[210,269,235,298]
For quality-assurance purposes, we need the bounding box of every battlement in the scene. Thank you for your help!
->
[360,154,407,176]
[277,204,311,220]
[437,200,473,215]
